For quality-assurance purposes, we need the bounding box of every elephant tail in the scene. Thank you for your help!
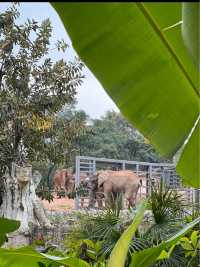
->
[137,179,142,191]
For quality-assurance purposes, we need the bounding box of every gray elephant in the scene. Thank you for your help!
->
[95,170,142,208]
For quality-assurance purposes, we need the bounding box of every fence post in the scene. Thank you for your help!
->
[75,156,80,210]
[147,165,152,197]
[92,160,96,174]
[194,189,200,210]
[122,161,126,170]
[136,164,139,175]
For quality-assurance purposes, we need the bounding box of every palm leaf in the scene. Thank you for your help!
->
[51,3,200,187]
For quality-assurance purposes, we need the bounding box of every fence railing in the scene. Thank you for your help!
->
[75,156,195,209]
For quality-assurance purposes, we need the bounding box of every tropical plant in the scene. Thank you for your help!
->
[130,217,200,267]
[64,199,149,265]
[180,230,200,258]
[0,217,89,267]
[143,180,187,244]
[52,3,200,188]
[150,181,185,224]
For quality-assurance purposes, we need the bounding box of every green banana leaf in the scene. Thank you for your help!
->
[130,216,200,267]
[51,3,200,187]
[0,246,89,267]
[0,217,20,246]
[107,200,148,267]
[182,3,200,68]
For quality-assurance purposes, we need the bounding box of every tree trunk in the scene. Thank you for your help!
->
[0,163,52,247]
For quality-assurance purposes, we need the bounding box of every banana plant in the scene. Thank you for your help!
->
[51,3,200,188]
[107,200,148,267]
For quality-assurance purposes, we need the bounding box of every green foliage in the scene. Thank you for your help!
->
[143,181,187,244]
[182,3,199,68]
[75,111,165,163]
[179,230,200,258]
[0,217,20,245]
[0,217,90,267]
[46,104,88,167]
[0,3,84,176]
[150,182,184,225]
[0,246,90,267]
[108,200,148,267]
[64,201,149,266]
[130,217,200,267]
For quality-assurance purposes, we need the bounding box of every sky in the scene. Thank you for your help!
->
[0,2,119,118]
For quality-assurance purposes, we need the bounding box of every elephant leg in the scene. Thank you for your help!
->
[125,191,135,208]
[103,182,113,208]
[96,193,103,209]
[80,197,84,208]
[88,189,96,208]
[120,194,125,209]
[97,199,103,209]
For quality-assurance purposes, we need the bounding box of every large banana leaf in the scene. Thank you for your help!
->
[51,3,200,187]
[0,246,89,267]
[182,3,200,69]
[107,200,147,267]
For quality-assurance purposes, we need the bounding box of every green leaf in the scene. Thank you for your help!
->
[130,216,200,267]
[182,3,200,68]
[0,217,20,246]
[107,200,147,267]
[0,235,6,246]
[191,230,198,247]
[157,244,176,260]
[157,249,168,260]
[130,243,166,267]
[0,246,90,267]
[176,121,200,188]
[166,217,200,245]
[51,3,200,187]
[0,217,20,234]
[180,241,193,251]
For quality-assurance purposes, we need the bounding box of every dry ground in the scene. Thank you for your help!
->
[42,195,75,211]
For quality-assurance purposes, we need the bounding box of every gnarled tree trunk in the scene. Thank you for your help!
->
[0,163,52,247]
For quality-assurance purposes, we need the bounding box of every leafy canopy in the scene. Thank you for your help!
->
[0,3,84,176]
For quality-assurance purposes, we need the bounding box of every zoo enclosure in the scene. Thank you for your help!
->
[75,156,195,210]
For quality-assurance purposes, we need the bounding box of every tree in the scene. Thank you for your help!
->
[75,110,165,163]
[0,3,84,176]
[0,3,84,240]
[33,104,89,194]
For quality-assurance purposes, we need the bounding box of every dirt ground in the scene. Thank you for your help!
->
[42,195,75,211]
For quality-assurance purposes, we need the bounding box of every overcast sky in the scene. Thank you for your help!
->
[1,2,119,118]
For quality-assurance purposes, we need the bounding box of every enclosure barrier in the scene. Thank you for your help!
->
[75,156,195,210]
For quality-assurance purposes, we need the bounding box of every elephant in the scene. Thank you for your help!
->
[95,170,142,208]
[53,168,74,197]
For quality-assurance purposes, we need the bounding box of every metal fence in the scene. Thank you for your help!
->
[75,156,195,209]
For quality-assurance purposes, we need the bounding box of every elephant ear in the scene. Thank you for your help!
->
[97,172,107,188]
